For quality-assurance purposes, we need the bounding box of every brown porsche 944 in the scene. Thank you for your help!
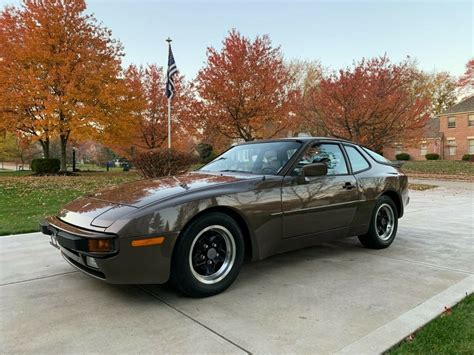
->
[41,138,409,297]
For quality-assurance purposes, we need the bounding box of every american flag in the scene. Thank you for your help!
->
[165,43,178,99]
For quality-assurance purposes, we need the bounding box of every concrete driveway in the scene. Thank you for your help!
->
[1,182,473,354]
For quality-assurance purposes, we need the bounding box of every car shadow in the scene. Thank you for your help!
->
[136,237,367,300]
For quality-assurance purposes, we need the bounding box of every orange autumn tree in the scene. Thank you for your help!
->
[304,56,431,152]
[119,64,196,155]
[0,0,139,171]
[195,30,298,142]
[0,4,53,157]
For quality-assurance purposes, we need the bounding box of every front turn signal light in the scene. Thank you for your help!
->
[131,236,165,247]
[88,239,113,252]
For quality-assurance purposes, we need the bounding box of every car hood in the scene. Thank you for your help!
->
[87,172,247,207]
[58,172,251,228]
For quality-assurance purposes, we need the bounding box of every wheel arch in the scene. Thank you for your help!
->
[381,190,403,218]
[174,206,256,262]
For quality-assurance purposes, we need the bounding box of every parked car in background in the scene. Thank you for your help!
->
[41,138,409,297]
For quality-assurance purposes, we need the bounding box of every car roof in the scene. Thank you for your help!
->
[235,137,357,145]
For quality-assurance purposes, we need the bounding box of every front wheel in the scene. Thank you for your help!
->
[358,195,398,249]
[171,212,244,297]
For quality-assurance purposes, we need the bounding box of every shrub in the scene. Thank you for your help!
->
[196,143,217,164]
[425,153,440,160]
[395,153,410,161]
[31,158,60,174]
[462,154,474,162]
[132,148,196,178]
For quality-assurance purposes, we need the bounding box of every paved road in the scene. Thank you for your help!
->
[0,162,30,171]
[1,185,473,354]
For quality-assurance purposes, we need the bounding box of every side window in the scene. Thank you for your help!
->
[287,148,298,160]
[292,143,348,176]
[345,146,370,173]
[362,147,392,164]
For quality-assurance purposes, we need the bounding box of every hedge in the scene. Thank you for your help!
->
[196,143,217,164]
[425,153,440,160]
[31,158,60,174]
[462,154,474,162]
[395,153,410,161]
[132,148,196,178]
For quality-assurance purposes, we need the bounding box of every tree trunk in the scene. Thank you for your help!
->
[60,134,68,171]
[40,138,50,159]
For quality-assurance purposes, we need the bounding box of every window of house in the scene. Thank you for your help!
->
[448,117,456,128]
[420,143,427,156]
[468,139,474,154]
[468,115,474,127]
[447,139,456,156]
[344,146,370,173]
[395,144,403,155]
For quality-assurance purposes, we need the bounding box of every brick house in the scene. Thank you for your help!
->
[383,117,442,161]
[384,96,474,160]
[439,96,474,160]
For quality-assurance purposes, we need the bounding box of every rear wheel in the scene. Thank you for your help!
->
[358,195,398,249]
[171,212,244,297]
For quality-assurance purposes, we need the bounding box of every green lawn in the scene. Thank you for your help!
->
[66,163,124,172]
[0,170,33,177]
[402,161,474,176]
[0,171,141,235]
[389,293,474,354]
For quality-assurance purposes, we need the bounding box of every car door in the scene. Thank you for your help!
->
[281,142,360,239]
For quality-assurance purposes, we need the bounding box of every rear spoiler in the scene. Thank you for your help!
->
[389,161,405,168]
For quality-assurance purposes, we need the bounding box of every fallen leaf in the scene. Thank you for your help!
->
[442,305,452,316]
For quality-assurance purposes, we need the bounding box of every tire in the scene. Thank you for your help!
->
[171,212,245,297]
[358,195,398,249]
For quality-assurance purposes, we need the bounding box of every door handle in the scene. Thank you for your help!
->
[343,182,356,190]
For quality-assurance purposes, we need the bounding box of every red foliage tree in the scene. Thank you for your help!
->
[195,30,298,142]
[304,56,431,152]
[110,64,197,156]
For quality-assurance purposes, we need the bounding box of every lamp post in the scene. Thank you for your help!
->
[72,147,77,172]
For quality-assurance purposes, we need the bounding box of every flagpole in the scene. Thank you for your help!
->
[166,37,172,149]
[167,97,171,149]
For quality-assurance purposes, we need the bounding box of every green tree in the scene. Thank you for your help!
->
[0,131,41,165]
[418,71,458,116]
[0,132,18,162]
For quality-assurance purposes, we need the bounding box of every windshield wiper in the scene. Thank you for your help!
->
[172,175,190,190]
[209,157,227,163]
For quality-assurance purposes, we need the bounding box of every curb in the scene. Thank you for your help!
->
[335,275,474,355]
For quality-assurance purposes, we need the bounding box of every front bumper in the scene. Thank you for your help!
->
[41,217,180,284]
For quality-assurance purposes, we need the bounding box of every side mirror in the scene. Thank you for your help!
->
[303,163,327,177]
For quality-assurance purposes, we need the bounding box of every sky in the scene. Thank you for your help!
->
[1,0,473,78]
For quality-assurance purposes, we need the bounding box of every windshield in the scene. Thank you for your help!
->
[200,141,302,175]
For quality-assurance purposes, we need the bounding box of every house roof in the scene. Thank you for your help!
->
[441,96,474,115]
[423,117,442,139]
